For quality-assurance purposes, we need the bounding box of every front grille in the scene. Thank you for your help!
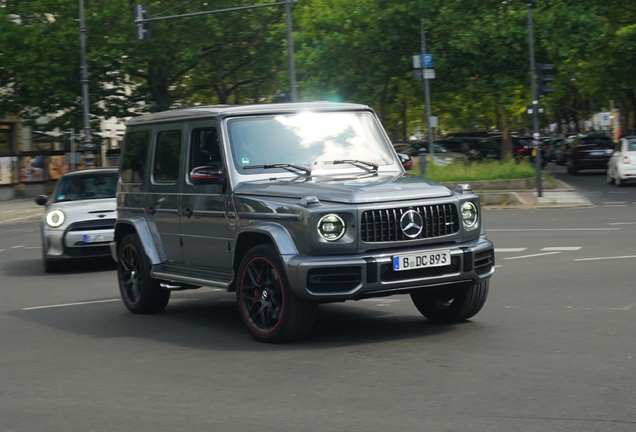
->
[62,244,112,258]
[380,256,460,282]
[475,250,494,275]
[307,267,362,293]
[361,204,459,243]
[67,219,116,232]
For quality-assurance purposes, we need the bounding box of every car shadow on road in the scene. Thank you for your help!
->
[10,290,463,351]
[2,257,116,276]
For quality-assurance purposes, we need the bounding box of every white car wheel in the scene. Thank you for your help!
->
[607,168,615,185]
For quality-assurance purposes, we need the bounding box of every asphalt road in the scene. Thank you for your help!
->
[548,162,636,206]
[1,205,635,431]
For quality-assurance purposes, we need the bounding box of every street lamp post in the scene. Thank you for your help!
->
[79,0,95,168]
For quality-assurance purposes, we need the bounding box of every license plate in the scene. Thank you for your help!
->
[590,151,603,156]
[83,233,114,243]
[392,251,451,271]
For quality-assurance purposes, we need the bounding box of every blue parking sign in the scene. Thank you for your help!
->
[422,54,434,67]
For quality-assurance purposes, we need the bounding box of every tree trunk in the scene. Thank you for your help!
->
[495,97,513,159]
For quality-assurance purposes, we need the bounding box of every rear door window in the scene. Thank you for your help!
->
[154,130,182,182]
[121,131,149,183]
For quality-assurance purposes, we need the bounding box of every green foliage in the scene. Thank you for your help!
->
[0,0,634,138]
[423,159,539,182]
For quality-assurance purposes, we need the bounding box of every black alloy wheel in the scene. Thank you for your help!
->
[117,233,170,314]
[237,245,317,343]
[410,280,489,323]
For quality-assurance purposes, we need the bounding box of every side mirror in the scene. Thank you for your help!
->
[189,165,224,185]
[35,195,48,206]
[397,153,413,171]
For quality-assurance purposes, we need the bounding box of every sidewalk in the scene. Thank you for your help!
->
[0,198,43,224]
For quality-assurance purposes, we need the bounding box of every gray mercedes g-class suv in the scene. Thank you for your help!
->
[111,102,494,343]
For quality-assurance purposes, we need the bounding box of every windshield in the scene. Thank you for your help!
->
[227,112,394,173]
[54,172,118,202]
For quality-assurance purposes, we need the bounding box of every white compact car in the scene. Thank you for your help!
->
[36,167,118,272]
[607,137,636,187]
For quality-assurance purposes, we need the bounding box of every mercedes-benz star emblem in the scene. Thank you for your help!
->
[400,210,423,238]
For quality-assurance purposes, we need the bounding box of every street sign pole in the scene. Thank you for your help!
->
[418,0,434,175]
[527,4,542,197]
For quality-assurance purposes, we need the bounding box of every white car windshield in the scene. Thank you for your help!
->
[227,111,394,173]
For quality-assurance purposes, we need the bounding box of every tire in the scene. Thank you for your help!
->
[410,280,489,323]
[616,176,624,187]
[607,169,615,185]
[236,244,317,343]
[117,233,170,314]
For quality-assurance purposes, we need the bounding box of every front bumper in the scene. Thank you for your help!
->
[282,237,494,301]
[43,226,114,261]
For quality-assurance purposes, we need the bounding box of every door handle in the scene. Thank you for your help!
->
[182,208,193,218]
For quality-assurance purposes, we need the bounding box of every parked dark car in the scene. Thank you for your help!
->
[566,133,614,174]
[489,136,548,167]
[556,136,575,165]
[444,130,500,139]
[441,137,501,161]
[392,140,467,166]
[548,137,564,162]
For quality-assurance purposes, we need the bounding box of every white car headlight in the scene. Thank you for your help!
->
[461,202,479,231]
[46,210,66,228]
[317,214,346,241]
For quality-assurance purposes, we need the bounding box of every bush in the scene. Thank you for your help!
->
[417,158,545,182]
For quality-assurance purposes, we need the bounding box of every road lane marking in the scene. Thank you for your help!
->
[24,246,42,249]
[603,205,628,208]
[22,299,120,310]
[495,248,527,252]
[574,255,636,262]
[11,245,25,248]
[504,252,561,260]
[603,201,628,204]
[607,222,636,225]
[488,228,619,232]
[541,247,581,251]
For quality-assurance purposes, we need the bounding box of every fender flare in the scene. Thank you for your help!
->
[114,216,166,265]
[236,222,298,257]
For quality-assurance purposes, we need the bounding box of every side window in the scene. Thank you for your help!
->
[121,131,149,183]
[154,130,182,182]
[190,127,224,172]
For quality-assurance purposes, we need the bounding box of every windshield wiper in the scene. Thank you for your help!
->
[315,160,379,173]
[243,164,312,176]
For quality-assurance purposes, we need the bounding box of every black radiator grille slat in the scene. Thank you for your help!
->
[361,204,459,243]
[380,256,460,282]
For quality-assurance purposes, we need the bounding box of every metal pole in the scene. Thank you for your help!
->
[70,128,76,171]
[527,4,542,197]
[419,1,433,174]
[79,0,94,168]
[285,0,297,102]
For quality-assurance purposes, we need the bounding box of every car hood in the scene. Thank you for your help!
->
[234,174,453,204]
[46,198,117,222]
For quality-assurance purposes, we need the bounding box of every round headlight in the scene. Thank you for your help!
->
[46,210,66,228]
[317,214,346,241]
[461,202,479,231]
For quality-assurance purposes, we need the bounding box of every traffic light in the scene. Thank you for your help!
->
[133,5,151,41]
[537,63,555,97]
